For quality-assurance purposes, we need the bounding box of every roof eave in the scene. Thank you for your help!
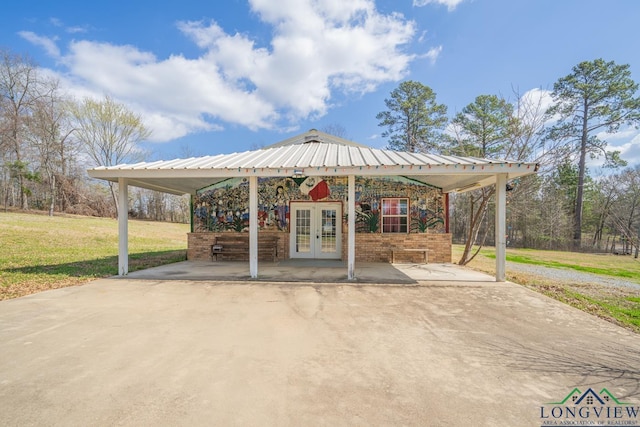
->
[88,161,539,195]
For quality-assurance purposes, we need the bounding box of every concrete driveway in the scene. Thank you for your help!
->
[1,267,639,426]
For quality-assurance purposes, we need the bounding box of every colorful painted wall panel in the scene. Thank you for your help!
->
[193,176,444,233]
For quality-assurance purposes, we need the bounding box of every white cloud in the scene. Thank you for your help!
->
[21,0,417,143]
[594,127,640,167]
[65,26,88,34]
[596,126,640,143]
[61,40,278,138]
[179,0,415,120]
[18,31,61,59]
[617,135,640,166]
[413,0,465,12]
[48,17,88,34]
[423,45,442,65]
[519,88,553,112]
[586,140,640,169]
[518,88,555,128]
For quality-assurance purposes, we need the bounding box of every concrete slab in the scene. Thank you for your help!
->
[121,260,494,284]
[0,271,639,426]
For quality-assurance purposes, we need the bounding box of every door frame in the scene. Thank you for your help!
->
[289,201,342,259]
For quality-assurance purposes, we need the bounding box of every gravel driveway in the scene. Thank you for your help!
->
[507,261,640,290]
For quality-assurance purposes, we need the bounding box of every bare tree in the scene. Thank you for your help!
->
[447,91,547,264]
[25,79,76,215]
[70,95,150,214]
[608,166,640,256]
[0,50,43,209]
[588,175,618,249]
[320,123,349,139]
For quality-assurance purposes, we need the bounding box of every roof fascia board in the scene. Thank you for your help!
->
[88,161,537,179]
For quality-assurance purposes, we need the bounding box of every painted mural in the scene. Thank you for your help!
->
[193,176,445,233]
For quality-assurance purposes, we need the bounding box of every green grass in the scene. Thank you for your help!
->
[482,251,640,283]
[1,211,189,300]
[3,212,639,333]
[560,289,640,329]
[453,245,640,333]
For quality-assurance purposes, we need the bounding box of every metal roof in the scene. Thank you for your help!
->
[88,129,539,195]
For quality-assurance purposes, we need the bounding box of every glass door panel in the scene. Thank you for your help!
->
[320,208,337,253]
[295,208,311,253]
[290,203,341,259]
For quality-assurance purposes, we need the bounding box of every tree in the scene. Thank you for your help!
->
[609,166,640,256]
[376,80,448,153]
[25,79,76,215]
[446,95,514,264]
[70,95,150,214]
[535,172,574,249]
[447,94,513,157]
[587,175,618,249]
[320,123,349,139]
[0,50,42,209]
[545,59,640,249]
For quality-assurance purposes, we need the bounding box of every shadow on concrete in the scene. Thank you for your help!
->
[120,260,498,285]
[476,341,640,400]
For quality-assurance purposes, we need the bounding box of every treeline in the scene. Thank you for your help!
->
[0,49,189,222]
[376,59,640,261]
[2,46,639,257]
[450,165,640,255]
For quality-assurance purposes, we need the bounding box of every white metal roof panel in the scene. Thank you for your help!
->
[90,144,530,172]
[88,130,539,195]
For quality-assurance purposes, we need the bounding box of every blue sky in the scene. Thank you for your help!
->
[2,0,640,169]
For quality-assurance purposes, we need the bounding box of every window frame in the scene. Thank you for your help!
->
[381,197,409,233]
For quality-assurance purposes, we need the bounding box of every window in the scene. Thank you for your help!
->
[381,198,408,233]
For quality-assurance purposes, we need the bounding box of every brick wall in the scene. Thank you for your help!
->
[188,231,288,261]
[189,231,451,263]
[342,233,451,263]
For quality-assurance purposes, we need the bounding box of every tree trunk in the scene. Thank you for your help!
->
[592,208,607,248]
[464,210,491,264]
[458,190,492,265]
[108,182,119,217]
[48,173,55,216]
[573,100,589,250]
[20,173,28,210]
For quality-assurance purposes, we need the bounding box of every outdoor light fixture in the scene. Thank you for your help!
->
[293,169,305,178]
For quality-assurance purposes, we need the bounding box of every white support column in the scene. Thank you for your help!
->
[348,174,356,280]
[495,173,507,282]
[118,178,129,276]
[249,176,258,278]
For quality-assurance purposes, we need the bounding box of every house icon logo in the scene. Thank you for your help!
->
[540,387,639,426]
[549,387,630,405]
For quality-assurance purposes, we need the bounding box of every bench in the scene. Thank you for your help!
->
[211,235,279,262]
[390,248,432,264]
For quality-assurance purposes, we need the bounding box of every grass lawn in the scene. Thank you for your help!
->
[453,245,640,333]
[2,211,639,334]
[0,211,189,300]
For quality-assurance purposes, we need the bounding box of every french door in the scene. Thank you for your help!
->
[289,202,341,259]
